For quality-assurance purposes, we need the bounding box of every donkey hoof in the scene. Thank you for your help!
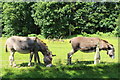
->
[28,63,31,67]
[9,63,13,67]
[94,60,100,64]
[46,64,52,67]
[38,62,41,65]
[28,64,32,67]
[13,64,17,67]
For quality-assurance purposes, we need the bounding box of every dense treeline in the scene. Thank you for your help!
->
[1,2,120,38]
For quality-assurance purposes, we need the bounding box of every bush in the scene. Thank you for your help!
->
[81,32,90,37]
[28,34,37,37]
[28,34,45,39]
[37,35,45,39]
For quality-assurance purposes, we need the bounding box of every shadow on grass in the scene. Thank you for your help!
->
[17,62,45,67]
[1,62,120,79]
[68,60,107,65]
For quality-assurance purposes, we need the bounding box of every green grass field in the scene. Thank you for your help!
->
[0,37,119,79]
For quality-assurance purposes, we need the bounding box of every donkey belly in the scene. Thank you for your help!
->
[80,47,96,53]
[80,49,96,53]
[13,45,32,54]
[17,50,30,54]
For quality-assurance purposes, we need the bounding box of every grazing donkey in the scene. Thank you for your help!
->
[5,36,56,67]
[67,37,115,65]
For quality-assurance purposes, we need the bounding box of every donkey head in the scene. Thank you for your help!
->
[36,38,56,67]
[43,50,56,67]
[107,44,115,59]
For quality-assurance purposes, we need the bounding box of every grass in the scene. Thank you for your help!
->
[0,36,119,79]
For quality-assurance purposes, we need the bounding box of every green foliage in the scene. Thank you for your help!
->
[28,34,37,37]
[28,34,45,39]
[67,32,116,38]
[0,3,3,37]
[115,14,120,37]
[2,2,37,37]
[32,2,75,38]
[81,32,90,37]
[32,2,119,38]
[2,2,120,38]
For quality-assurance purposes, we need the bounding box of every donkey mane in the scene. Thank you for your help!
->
[37,38,48,48]
[101,39,114,48]
[102,39,109,43]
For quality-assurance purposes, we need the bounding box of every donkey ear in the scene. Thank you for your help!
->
[108,44,114,50]
[34,37,38,41]
[52,54,56,57]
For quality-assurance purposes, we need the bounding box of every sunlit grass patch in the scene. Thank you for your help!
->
[0,37,119,78]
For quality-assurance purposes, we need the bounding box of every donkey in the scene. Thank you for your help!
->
[5,36,56,67]
[67,37,115,65]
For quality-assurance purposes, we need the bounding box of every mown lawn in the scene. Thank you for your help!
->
[0,37,119,79]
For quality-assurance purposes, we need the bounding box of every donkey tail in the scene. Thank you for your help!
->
[69,40,71,43]
[5,43,8,52]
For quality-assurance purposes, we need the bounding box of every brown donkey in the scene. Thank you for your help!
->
[67,37,115,64]
[5,36,56,67]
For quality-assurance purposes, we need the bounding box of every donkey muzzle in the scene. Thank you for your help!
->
[46,64,52,67]
[111,55,115,59]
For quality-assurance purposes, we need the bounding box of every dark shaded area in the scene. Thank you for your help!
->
[118,38,120,63]
[15,62,45,68]
[73,60,106,64]
[1,63,120,79]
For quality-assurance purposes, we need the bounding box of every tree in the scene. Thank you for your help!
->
[0,2,2,37]
[2,2,38,37]
[2,2,120,37]
[32,2,76,38]
[116,14,120,37]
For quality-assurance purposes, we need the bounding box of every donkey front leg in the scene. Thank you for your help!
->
[34,52,40,65]
[34,53,37,65]
[36,52,40,64]
[94,44,100,64]
[67,49,77,65]
[9,51,16,67]
[94,53,100,64]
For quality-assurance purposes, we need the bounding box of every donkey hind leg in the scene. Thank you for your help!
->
[67,49,77,65]
[94,44,101,64]
[9,51,16,67]
[28,52,34,66]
